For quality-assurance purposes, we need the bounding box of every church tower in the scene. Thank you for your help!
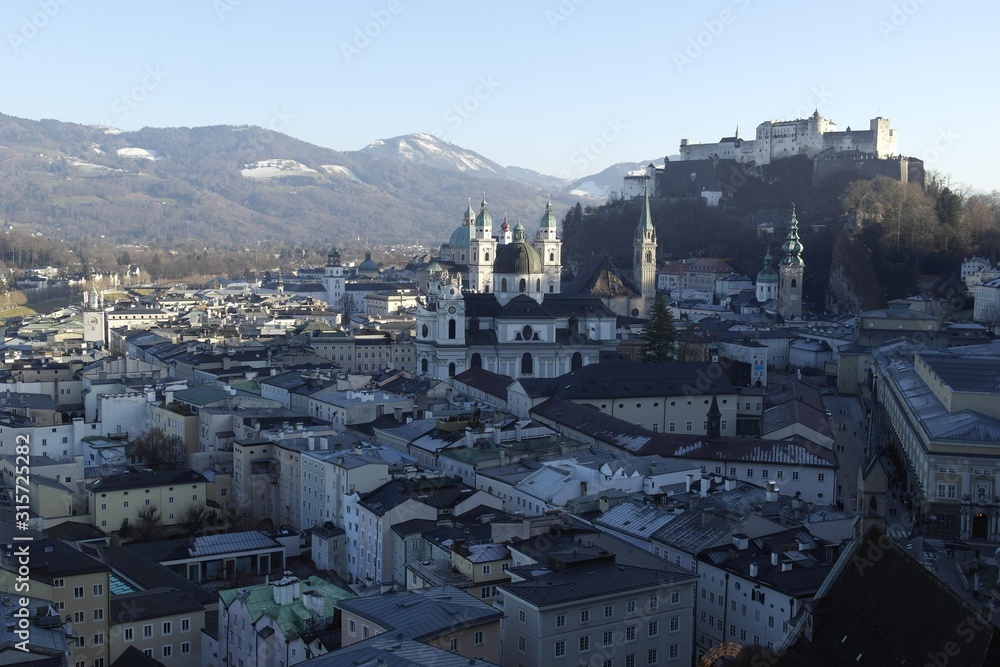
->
[778,204,804,319]
[499,214,512,246]
[633,187,658,310]
[534,197,562,295]
[323,246,345,309]
[82,284,106,347]
[755,248,778,303]
[467,194,497,294]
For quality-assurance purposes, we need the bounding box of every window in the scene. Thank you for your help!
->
[163,645,172,658]
[579,636,590,652]
[747,468,754,478]
[77,636,85,648]
[669,422,675,432]
[348,619,356,636]
[93,609,104,622]
[648,648,658,665]
[93,584,103,597]
[482,564,491,575]
[648,620,659,637]
[124,627,134,642]
[450,637,460,652]
[181,642,190,655]
[163,621,172,635]
[626,625,636,641]
[53,578,64,588]
[555,640,566,657]
[649,595,658,609]
[818,473,825,482]
[627,600,636,614]
[792,471,799,480]
[671,591,680,604]
[604,603,613,618]
[603,630,613,647]
[580,609,590,623]
[669,643,680,660]
[94,633,104,646]
[777,470,784,479]
[556,613,566,628]
[685,421,693,432]
[475,630,485,646]
[519,609,526,623]
[74,611,85,623]
[143,624,153,638]
[518,635,526,653]
[123,501,128,508]
[626,655,636,667]
[363,625,370,639]
[73,587,84,600]
[670,615,680,632]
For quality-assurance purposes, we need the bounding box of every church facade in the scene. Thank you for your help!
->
[413,195,660,380]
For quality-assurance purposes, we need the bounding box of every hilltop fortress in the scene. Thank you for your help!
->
[625,111,921,201]
[677,111,897,165]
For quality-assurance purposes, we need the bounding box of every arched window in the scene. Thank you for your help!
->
[519,278,526,293]
[571,352,583,371]
[485,252,490,262]
[536,279,541,291]
[646,251,652,263]
[421,358,428,374]
[448,362,456,377]
[448,319,456,340]
[791,278,797,288]
[521,353,533,375]
[549,252,554,262]
[471,353,482,369]
[421,324,428,338]
[501,278,508,292]
[472,251,477,262]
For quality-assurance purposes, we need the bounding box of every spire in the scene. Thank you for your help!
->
[780,203,804,267]
[706,395,721,440]
[475,192,492,229]
[635,184,655,242]
[463,198,475,225]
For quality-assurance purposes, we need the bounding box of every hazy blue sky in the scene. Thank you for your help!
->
[3,0,994,190]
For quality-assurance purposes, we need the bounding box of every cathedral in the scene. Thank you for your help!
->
[749,205,805,319]
[413,193,658,380]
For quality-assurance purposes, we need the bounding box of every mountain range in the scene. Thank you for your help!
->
[0,113,645,249]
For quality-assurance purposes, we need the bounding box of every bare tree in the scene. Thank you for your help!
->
[135,504,163,541]
[131,427,187,471]
[181,503,210,535]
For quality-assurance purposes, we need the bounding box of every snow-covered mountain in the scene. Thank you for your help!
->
[360,133,510,176]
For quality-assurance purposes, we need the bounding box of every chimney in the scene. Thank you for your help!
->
[686,474,694,493]
[598,496,610,513]
[765,482,779,502]
[749,562,759,578]
[700,479,709,498]
[771,551,779,566]
[724,477,736,491]
[732,533,749,550]
[781,561,792,572]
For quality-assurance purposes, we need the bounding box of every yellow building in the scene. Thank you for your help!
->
[87,469,208,532]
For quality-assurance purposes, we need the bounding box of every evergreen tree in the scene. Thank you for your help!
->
[642,294,677,362]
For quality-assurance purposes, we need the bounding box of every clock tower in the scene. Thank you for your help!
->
[83,285,106,347]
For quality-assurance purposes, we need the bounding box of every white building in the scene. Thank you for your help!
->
[973,276,1000,325]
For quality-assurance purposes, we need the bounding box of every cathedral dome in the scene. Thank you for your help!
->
[448,222,473,248]
[493,222,542,274]
[358,251,378,272]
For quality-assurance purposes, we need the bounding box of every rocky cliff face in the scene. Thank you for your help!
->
[827,224,887,313]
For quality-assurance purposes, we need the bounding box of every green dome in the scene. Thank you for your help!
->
[539,197,557,230]
[448,220,473,248]
[493,222,542,274]
[756,250,778,284]
[358,251,377,271]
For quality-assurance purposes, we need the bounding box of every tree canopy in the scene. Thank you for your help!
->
[642,294,678,363]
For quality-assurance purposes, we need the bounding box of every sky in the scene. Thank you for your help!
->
[2,0,997,191]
